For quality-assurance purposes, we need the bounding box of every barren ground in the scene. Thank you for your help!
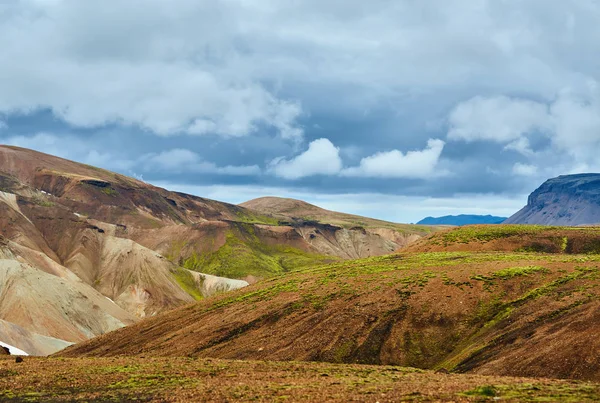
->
[2,356,600,402]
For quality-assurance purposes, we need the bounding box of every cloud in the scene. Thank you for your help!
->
[342,139,445,179]
[0,1,303,139]
[447,87,600,165]
[448,96,551,143]
[4,0,600,214]
[269,138,445,180]
[140,149,260,175]
[0,121,6,130]
[549,88,600,160]
[268,138,342,179]
[2,133,259,176]
[1,132,135,171]
[512,163,538,177]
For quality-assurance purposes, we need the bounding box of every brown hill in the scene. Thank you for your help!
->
[0,145,432,355]
[241,196,437,258]
[61,226,600,381]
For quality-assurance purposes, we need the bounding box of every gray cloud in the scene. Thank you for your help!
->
[2,0,600,220]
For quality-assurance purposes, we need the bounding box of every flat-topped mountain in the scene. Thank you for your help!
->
[506,174,600,225]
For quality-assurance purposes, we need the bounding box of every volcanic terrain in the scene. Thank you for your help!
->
[0,145,433,355]
[62,225,600,382]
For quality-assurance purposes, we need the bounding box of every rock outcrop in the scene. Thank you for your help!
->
[506,174,600,225]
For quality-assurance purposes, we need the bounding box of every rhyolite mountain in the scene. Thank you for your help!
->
[0,145,435,355]
[506,173,600,225]
[62,225,600,381]
[417,214,507,226]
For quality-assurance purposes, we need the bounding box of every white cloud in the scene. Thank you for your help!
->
[268,138,342,179]
[512,162,538,176]
[270,138,446,180]
[447,87,600,167]
[448,96,551,143]
[549,88,600,160]
[342,139,445,179]
[140,149,260,175]
[1,132,135,170]
[0,121,6,130]
[503,137,534,156]
[2,133,259,176]
[0,1,303,139]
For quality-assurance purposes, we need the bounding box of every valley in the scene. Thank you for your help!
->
[0,145,435,356]
[2,147,600,401]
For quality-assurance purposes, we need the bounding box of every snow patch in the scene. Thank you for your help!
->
[0,341,29,356]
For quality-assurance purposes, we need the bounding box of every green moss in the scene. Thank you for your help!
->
[172,267,204,301]
[440,225,553,244]
[462,385,496,397]
[492,265,549,279]
[101,187,119,197]
[233,208,280,225]
[109,374,193,389]
[182,229,335,279]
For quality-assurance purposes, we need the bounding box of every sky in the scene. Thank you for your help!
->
[2,0,600,223]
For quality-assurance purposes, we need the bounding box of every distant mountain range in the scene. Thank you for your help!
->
[506,173,600,225]
[417,214,507,226]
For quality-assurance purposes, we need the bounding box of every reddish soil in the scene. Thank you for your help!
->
[2,356,600,402]
[60,250,600,381]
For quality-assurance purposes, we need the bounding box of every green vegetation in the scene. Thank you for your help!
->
[440,225,555,244]
[233,208,280,225]
[101,186,119,197]
[3,357,600,402]
[31,197,55,207]
[492,265,549,278]
[181,226,335,279]
[462,385,497,397]
[172,267,204,300]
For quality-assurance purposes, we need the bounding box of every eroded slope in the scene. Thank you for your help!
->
[61,246,600,381]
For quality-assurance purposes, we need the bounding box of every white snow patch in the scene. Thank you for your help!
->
[0,341,29,356]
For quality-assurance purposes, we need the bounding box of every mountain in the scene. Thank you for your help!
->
[241,196,437,257]
[61,225,600,381]
[506,173,600,225]
[417,215,507,226]
[0,145,433,355]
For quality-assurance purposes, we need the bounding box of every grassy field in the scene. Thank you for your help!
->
[2,356,600,402]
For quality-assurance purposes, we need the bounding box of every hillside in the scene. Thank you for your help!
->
[404,224,600,253]
[61,224,600,381]
[506,174,600,225]
[241,196,431,231]
[417,214,507,226]
[241,196,437,257]
[0,145,433,355]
